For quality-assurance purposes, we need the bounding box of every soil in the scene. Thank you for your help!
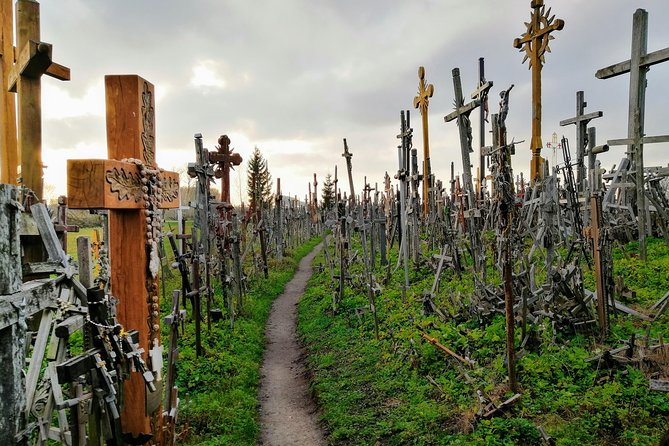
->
[258,244,326,446]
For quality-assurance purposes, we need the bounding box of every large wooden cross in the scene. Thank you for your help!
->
[0,0,17,184]
[559,91,603,193]
[471,57,493,199]
[413,66,434,218]
[513,0,564,183]
[595,8,669,261]
[444,67,479,207]
[2,0,70,196]
[67,75,179,439]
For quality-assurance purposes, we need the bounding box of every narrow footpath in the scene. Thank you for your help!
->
[259,244,326,446]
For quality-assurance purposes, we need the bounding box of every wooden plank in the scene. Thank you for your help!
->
[24,308,53,418]
[7,39,52,91]
[76,236,93,288]
[67,159,179,209]
[31,202,68,265]
[559,110,604,126]
[596,47,669,79]
[0,185,22,294]
[607,135,669,146]
[45,61,70,81]
[649,379,669,392]
[0,0,18,184]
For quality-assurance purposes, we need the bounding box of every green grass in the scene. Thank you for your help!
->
[298,236,669,445]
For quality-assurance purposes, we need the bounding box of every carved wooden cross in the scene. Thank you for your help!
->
[513,0,564,183]
[595,8,669,260]
[67,75,179,439]
[413,66,434,218]
[3,0,70,196]
[444,67,480,209]
[559,91,603,194]
[210,134,243,204]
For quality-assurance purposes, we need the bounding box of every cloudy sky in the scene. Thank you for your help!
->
[37,0,669,204]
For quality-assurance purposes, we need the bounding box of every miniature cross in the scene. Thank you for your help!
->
[513,0,564,183]
[413,66,434,218]
[595,8,669,260]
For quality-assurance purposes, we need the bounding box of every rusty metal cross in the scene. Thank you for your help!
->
[413,66,434,218]
[513,0,564,183]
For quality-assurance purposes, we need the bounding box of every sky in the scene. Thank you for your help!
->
[34,0,669,204]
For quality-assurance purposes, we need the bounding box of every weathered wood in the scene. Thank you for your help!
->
[0,0,18,184]
[0,185,22,294]
[595,46,669,79]
[649,379,669,392]
[413,66,434,218]
[76,236,94,288]
[421,332,474,366]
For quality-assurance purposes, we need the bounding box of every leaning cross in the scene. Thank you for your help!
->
[559,91,603,194]
[595,8,669,261]
[7,0,70,197]
[413,66,434,218]
[513,0,564,183]
[67,75,179,438]
[445,67,479,209]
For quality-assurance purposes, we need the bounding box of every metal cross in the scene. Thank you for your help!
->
[513,0,564,183]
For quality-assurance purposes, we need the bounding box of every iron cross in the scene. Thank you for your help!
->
[513,0,564,183]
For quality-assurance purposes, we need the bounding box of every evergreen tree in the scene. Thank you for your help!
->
[246,146,272,217]
[321,173,335,211]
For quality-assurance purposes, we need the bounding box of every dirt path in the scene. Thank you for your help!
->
[258,244,326,446]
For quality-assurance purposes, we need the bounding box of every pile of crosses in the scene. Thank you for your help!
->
[313,2,669,398]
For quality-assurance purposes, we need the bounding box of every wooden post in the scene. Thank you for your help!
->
[0,0,18,184]
[595,8,669,260]
[67,75,179,441]
[514,0,564,183]
[0,184,24,443]
[413,66,434,218]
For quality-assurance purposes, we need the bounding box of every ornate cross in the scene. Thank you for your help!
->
[210,134,243,204]
[595,8,669,260]
[413,66,434,218]
[67,75,179,438]
[513,0,564,183]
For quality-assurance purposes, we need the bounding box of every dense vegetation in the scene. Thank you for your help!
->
[298,237,669,445]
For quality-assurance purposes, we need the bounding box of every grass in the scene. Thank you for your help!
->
[298,236,669,445]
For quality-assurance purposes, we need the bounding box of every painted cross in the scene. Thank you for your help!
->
[67,75,179,438]
[513,0,564,183]
[595,8,669,260]
[413,66,434,218]
[210,134,243,204]
[559,91,603,194]
[5,0,70,197]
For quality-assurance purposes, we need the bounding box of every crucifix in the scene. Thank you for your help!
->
[413,66,434,218]
[67,75,180,439]
[513,0,564,183]
[559,91,603,194]
[595,8,669,260]
[6,0,70,196]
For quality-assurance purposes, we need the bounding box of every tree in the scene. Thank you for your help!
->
[246,146,272,217]
[321,173,335,211]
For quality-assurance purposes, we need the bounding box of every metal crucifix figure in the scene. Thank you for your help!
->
[513,0,564,184]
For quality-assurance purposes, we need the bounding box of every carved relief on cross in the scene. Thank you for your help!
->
[413,66,434,218]
[513,0,564,183]
[67,75,179,438]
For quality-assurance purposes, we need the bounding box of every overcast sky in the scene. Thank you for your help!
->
[37,0,669,204]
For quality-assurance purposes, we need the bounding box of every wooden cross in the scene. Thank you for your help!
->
[342,138,355,204]
[0,0,18,184]
[595,8,669,261]
[471,57,493,199]
[67,75,179,438]
[445,67,479,208]
[513,0,564,183]
[413,66,434,218]
[559,91,603,193]
[4,0,70,197]
[210,134,243,204]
